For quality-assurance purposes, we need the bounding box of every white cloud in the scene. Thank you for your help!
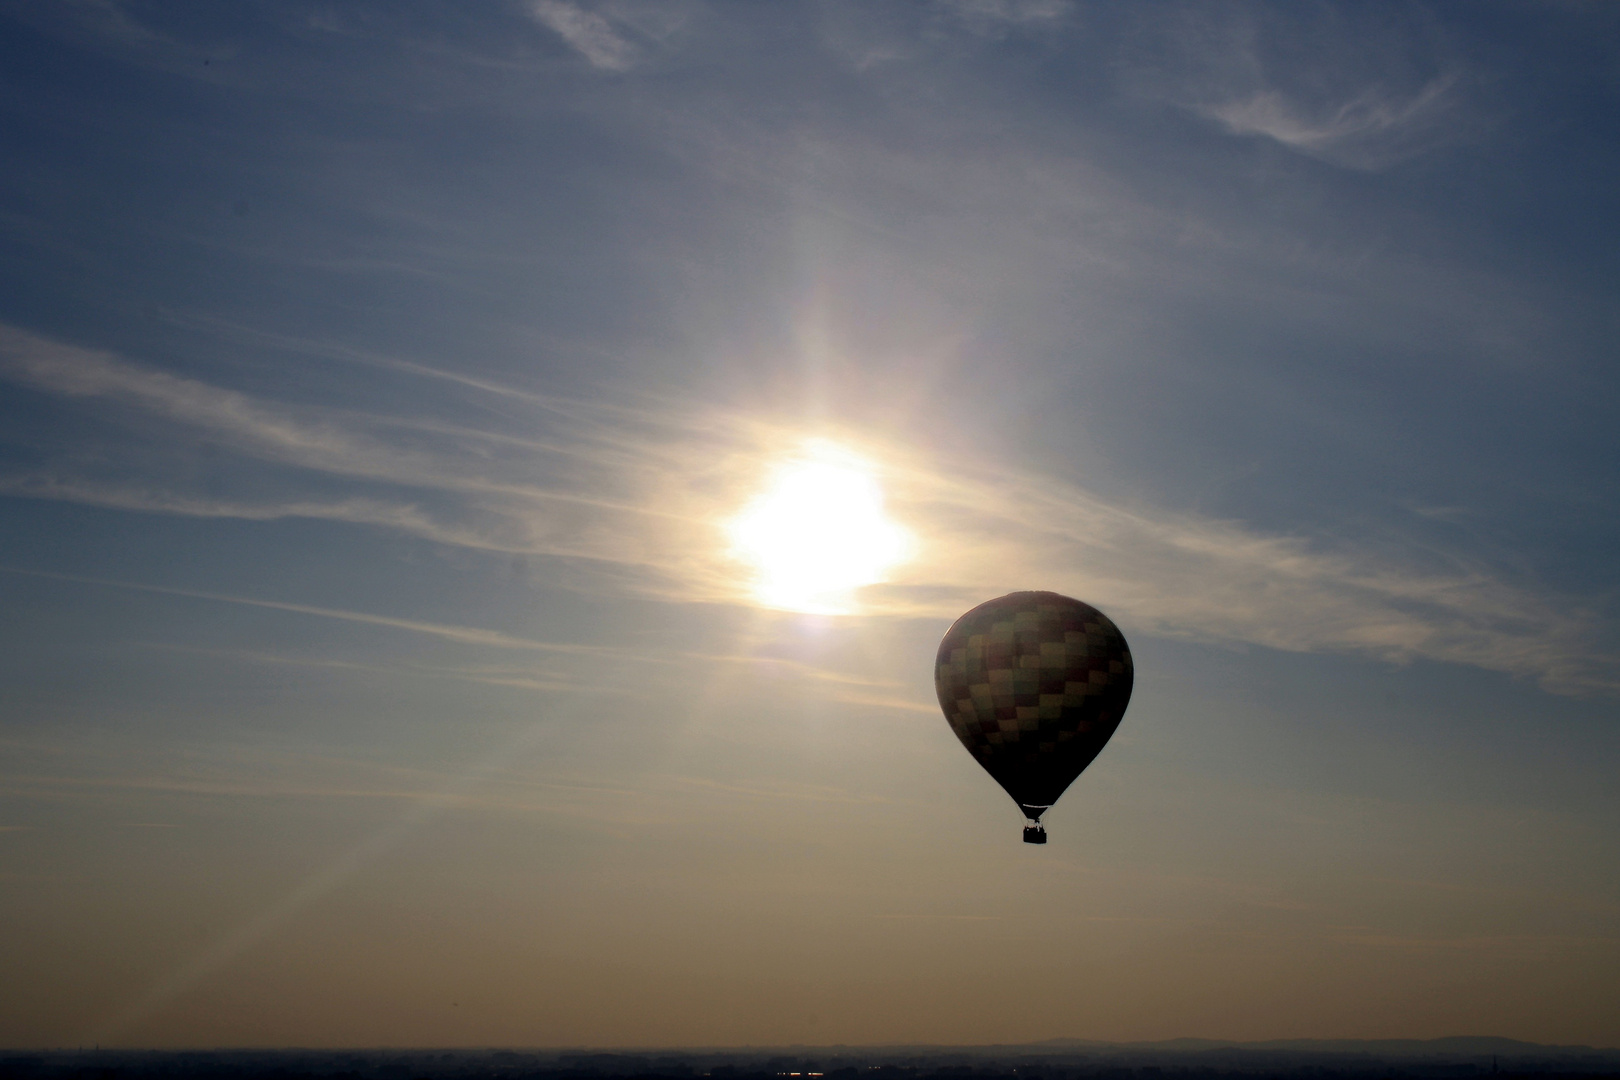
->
[528,0,637,71]
[1201,76,1459,170]
[877,461,1612,694]
[1112,5,1477,171]
[0,475,440,529]
[1,323,1614,696]
[1,567,619,655]
[939,0,1070,27]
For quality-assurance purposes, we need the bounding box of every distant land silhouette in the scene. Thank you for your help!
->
[4,1037,1618,1080]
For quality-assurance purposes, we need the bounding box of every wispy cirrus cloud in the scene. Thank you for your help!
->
[528,0,638,71]
[938,0,1071,31]
[1123,4,1478,171]
[1199,75,1460,170]
[1,564,935,716]
[0,566,619,656]
[140,644,601,694]
[883,463,1611,694]
[0,324,696,569]
[0,322,1613,695]
[0,476,481,541]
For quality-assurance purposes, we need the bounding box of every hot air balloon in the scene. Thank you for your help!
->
[935,591,1133,844]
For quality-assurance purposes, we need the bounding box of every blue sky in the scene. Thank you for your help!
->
[1,0,1618,1050]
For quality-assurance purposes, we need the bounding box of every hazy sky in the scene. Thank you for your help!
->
[2,0,1619,1051]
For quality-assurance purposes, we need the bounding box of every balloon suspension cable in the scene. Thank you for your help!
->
[1020,805,1050,845]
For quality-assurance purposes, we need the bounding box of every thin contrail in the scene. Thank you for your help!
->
[0,565,614,655]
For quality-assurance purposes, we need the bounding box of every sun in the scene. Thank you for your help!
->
[727,443,913,614]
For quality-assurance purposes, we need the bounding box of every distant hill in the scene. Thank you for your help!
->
[7,1040,1620,1080]
[1025,1036,1612,1056]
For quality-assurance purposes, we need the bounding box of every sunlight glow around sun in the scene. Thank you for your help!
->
[727,443,914,614]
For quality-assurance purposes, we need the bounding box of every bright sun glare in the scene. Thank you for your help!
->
[728,444,913,614]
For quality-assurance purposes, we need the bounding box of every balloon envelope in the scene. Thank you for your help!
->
[934,591,1133,832]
